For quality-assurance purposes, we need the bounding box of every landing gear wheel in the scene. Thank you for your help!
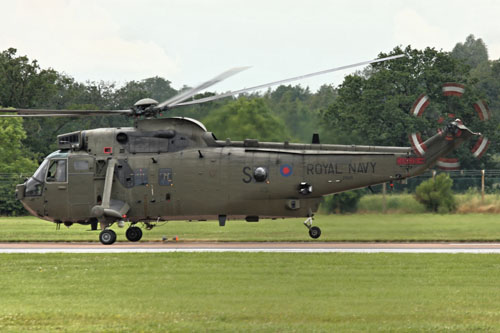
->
[303,216,322,239]
[99,229,117,245]
[126,226,143,242]
[309,226,321,239]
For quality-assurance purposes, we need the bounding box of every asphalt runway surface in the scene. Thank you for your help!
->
[2,242,500,253]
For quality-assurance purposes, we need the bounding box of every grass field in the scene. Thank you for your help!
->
[358,194,426,213]
[1,253,500,332]
[358,193,500,214]
[1,214,500,242]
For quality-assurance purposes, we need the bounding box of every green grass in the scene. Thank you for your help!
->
[2,214,500,242]
[358,194,427,213]
[1,253,500,332]
[358,193,500,214]
[456,192,500,213]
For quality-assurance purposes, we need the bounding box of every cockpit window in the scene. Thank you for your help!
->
[32,159,49,183]
[46,159,67,183]
[25,159,49,197]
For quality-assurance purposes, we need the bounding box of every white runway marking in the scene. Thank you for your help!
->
[3,242,500,254]
[3,247,500,254]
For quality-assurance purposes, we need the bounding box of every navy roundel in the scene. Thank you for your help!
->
[280,164,293,177]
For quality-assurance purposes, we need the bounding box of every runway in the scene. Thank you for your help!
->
[2,242,500,253]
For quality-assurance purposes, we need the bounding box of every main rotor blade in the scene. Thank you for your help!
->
[0,114,87,117]
[155,66,251,110]
[0,108,132,117]
[175,54,405,106]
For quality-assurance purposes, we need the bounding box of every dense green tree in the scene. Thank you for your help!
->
[112,76,177,109]
[466,58,500,115]
[322,45,498,169]
[0,48,59,108]
[169,91,234,120]
[450,35,500,169]
[20,75,181,158]
[2,41,498,179]
[451,34,489,69]
[0,48,340,160]
[309,84,337,111]
[451,34,499,111]
[202,97,289,141]
[415,173,456,213]
[267,85,311,103]
[0,117,36,173]
[0,116,38,215]
[265,85,314,142]
[264,84,334,143]
[22,77,130,158]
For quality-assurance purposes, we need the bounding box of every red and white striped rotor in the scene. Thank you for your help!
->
[436,158,461,170]
[409,83,491,170]
[473,100,491,121]
[442,83,465,97]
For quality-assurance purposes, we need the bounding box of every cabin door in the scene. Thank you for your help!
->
[68,156,96,220]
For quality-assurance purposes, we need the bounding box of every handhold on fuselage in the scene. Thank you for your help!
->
[218,214,227,227]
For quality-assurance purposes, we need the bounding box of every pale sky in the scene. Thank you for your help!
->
[1,0,499,93]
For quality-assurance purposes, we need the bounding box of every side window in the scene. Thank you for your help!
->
[134,168,148,186]
[74,160,89,171]
[46,159,67,183]
[159,168,173,186]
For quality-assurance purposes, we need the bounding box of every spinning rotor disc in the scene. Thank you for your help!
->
[409,83,491,170]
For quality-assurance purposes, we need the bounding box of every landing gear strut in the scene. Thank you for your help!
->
[99,229,117,245]
[304,217,321,239]
[126,226,143,242]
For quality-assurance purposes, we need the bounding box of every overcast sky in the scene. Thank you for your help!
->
[1,0,499,93]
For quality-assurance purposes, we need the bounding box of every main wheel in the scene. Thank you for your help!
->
[308,226,321,239]
[125,226,143,242]
[99,229,117,245]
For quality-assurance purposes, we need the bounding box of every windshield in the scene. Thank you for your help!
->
[33,159,49,182]
[25,159,50,197]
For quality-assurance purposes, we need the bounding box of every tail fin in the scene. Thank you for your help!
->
[410,119,478,175]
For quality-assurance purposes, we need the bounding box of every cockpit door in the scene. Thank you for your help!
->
[68,156,96,220]
[43,158,69,220]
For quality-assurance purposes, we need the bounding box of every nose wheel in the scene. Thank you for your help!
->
[304,217,321,239]
[99,229,117,245]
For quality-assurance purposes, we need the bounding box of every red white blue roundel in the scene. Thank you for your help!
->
[280,164,293,177]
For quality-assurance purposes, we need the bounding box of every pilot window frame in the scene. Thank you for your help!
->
[45,159,68,183]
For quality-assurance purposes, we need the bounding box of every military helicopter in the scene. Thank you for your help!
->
[0,54,478,244]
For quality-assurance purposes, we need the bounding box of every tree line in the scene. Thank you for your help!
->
[0,34,499,214]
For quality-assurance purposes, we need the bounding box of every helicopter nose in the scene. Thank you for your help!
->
[15,182,44,218]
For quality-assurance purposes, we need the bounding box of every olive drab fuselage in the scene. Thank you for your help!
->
[17,117,475,227]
